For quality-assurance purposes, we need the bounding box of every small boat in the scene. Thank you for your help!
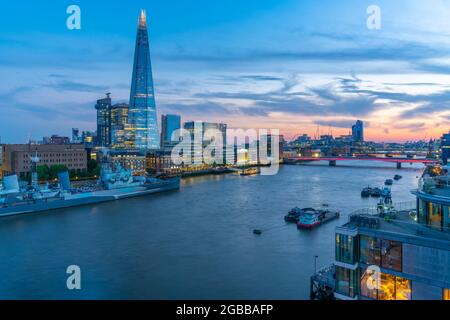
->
[370,187,382,198]
[284,207,315,223]
[385,179,394,186]
[394,175,403,181]
[239,168,260,176]
[361,187,372,198]
[297,209,340,230]
[253,229,262,235]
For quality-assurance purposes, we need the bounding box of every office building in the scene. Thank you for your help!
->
[441,132,450,165]
[161,114,181,149]
[72,128,81,144]
[0,144,87,179]
[95,93,112,147]
[352,120,364,143]
[127,10,159,150]
[42,135,71,145]
[111,103,129,149]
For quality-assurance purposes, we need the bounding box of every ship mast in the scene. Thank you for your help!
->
[30,151,40,187]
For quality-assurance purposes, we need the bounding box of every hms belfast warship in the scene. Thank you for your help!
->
[0,153,180,217]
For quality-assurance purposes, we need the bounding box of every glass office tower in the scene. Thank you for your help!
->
[128,10,159,150]
[161,114,181,148]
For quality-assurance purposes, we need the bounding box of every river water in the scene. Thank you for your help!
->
[0,161,424,299]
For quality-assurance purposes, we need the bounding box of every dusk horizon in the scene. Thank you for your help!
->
[1,0,450,143]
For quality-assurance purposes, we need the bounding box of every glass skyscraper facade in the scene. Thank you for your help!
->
[95,93,112,147]
[128,10,159,150]
[352,120,364,143]
[161,114,181,148]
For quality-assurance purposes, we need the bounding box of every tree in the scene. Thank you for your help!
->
[49,165,69,180]
[87,159,98,174]
[37,165,50,181]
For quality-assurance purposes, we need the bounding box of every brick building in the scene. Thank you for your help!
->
[0,144,87,179]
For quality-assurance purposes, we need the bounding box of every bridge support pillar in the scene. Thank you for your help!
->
[329,160,337,167]
[397,162,402,169]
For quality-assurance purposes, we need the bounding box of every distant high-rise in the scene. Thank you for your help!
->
[161,114,181,148]
[127,10,159,150]
[441,132,450,165]
[95,93,112,147]
[352,120,364,143]
[72,128,80,144]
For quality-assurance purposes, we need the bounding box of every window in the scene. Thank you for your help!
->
[428,202,443,229]
[381,240,402,271]
[378,273,397,300]
[395,277,412,300]
[360,236,381,266]
[444,289,450,300]
[444,207,450,232]
[336,266,357,298]
[418,199,427,225]
[360,268,411,300]
[336,234,357,265]
[360,268,378,300]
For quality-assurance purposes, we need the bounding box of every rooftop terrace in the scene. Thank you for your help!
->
[339,208,450,244]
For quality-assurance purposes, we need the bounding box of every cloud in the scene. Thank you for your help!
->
[314,120,360,129]
[45,80,110,93]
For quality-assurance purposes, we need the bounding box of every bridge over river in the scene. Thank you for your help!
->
[285,156,439,169]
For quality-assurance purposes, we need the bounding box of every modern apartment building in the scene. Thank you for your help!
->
[332,167,450,300]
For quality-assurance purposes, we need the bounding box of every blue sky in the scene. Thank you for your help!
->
[1,0,450,142]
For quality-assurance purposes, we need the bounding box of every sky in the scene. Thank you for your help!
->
[1,0,450,143]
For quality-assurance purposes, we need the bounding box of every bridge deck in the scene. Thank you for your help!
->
[288,157,438,163]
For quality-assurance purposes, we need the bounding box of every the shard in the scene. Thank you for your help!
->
[128,10,160,150]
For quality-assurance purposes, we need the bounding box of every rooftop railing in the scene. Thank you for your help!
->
[349,201,416,217]
[419,176,450,196]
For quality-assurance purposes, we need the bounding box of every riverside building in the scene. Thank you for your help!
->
[327,166,450,300]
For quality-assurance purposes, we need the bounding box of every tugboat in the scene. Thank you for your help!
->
[284,207,315,223]
[297,209,340,229]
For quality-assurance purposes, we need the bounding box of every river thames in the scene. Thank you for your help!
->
[0,162,424,299]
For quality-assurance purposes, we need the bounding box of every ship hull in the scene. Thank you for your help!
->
[0,179,180,218]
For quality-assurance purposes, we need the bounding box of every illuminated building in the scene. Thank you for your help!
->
[183,121,227,166]
[95,93,112,147]
[127,10,159,150]
[107,150,147,176]
[146,149,181,176]
[329,168,450,300]
[111,103,129,149]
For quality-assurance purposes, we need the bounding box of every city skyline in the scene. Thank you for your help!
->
[2,1,450,143]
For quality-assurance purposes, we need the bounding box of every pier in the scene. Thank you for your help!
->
[310,264,335,300]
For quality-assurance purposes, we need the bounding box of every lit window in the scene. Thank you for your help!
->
[444,289,450,300]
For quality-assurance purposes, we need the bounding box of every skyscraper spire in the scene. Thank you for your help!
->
[127,9,160,150]
[139,9,147,28]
